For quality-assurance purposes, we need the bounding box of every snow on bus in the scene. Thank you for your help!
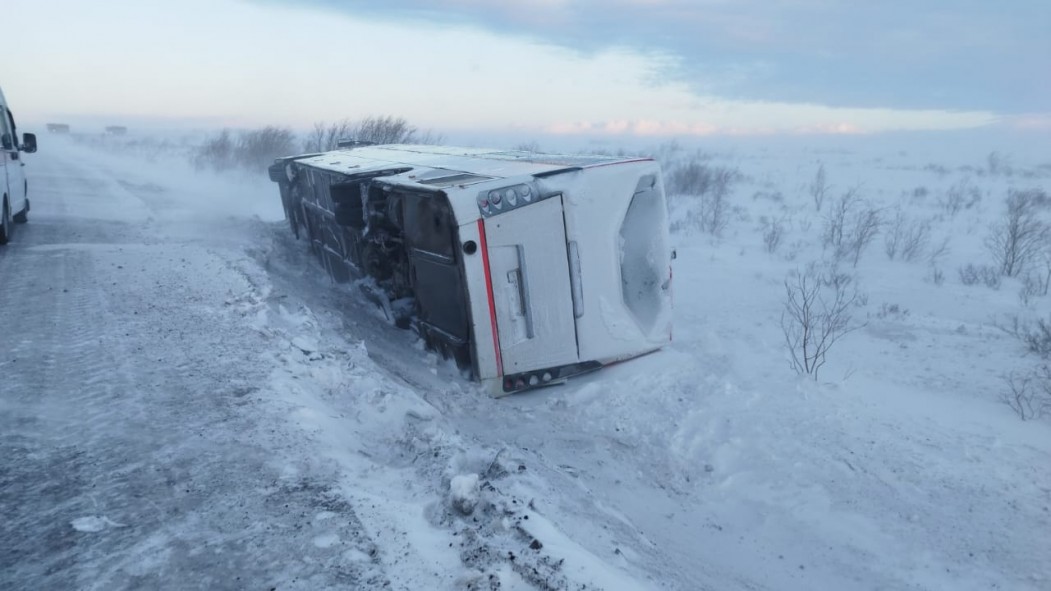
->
[268,144,673,396]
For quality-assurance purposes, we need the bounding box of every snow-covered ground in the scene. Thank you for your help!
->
[2,133,1049,590]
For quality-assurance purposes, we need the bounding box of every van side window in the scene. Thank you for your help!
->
[0,105,11,149]
[6,108,16,139]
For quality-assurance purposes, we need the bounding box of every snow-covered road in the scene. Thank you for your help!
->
[0,150,401,589]
[3,137,1050,591]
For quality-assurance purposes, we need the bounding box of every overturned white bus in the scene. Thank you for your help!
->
[268,144,672,395]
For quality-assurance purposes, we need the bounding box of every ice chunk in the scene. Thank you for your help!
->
[449,473,480,515]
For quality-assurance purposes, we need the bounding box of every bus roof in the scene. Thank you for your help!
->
[290,144,651,184]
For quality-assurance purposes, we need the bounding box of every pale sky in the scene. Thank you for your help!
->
[4,0,1049,138]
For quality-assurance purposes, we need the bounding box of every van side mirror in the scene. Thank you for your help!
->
[22,133,37,153]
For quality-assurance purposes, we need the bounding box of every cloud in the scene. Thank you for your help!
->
[7,0,1036,138]
[1003,113,1051,132]
[263,0,1051,113]
[539,104,997,138]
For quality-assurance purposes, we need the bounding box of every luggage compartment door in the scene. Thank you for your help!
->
[484,196,578,374]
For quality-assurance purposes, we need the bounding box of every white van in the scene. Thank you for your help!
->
[269,144,673,395]
[0,86,37,244]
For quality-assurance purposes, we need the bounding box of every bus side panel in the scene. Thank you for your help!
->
[458,220,502,381]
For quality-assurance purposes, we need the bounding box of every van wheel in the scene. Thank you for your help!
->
[0,199,11,245]
[14,197,28,224]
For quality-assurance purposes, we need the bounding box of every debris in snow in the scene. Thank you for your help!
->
[291,336,318,354]
[70,516,126,532]
[483,448,507,479]
[312,532,340,548]
[289,336,324,359]
[450,473,481,515]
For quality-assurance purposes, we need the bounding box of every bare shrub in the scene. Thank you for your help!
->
[844,207,882,267]
[997,314,1049,358]
[192,129,234,171]
[926,236,951,265]
[999,369,1051,421]
[995,310,1051,419]
[884,207,932,262]
[924,163,950,176]
[656,140,684,162]
[986,189,1051,277]
[1018,315,1051,359]
[667,159,741,237]
[987,151,1013,176]
[938,179,981,216]
[875,302,909,320]
[359,115,442,144]
[235,126,296,170]
[513,141,542,152]
[957,263,1002,289]
[304,120,353,153]
[699,188,731,236]
[784,239,806,262]
[1033,254,1051,295]
[1028,188,1051,208]
[760,217,786,253]
[303,115,443,152]
[666,159,739,195]
[1020,276,1040,306]
[1019,269,1049,306]
[809,163,830,211]
[780,263,864,379]
[193,126,295,172]
[823,187,881,267]
[822,188,859,253]
[926,265,945,286]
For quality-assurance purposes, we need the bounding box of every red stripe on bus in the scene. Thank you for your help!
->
[477,219,503,377]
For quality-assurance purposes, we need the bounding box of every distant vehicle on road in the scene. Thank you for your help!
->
[46,123,70,134]
[269,144,673,395]
[105,126,128,135]
[0,85,37,245]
